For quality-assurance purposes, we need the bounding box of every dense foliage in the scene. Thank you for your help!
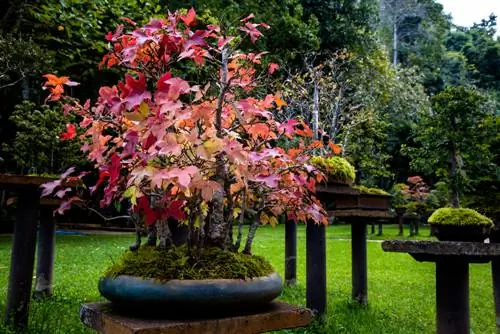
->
[41,11,334,256]
[428,208,493,227]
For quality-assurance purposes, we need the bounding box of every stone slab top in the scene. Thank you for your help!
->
[382,240,500,263]
[80,301,313,334]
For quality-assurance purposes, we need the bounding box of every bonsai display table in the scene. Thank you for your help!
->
[0,174,58,331]
[382,240,500,334]
[80,301,313,334]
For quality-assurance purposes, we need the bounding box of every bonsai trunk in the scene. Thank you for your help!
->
[206,46,231,249]
[243,212,261,255]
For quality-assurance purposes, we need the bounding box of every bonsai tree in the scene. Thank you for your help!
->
[310,155,355,185]
[41,10,330,276]
[428,207,493,241]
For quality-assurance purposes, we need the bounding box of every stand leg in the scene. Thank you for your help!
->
[492,259,500,331]
[436,260,469,334]
[306,223,326,315]
[352,223,368,305]
[35,208,56,298]
[377,223,383,236]
[5,188,40,330]
[285,221,297,285]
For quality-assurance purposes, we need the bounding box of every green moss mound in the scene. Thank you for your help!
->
[103,246,275,281]
[353,185,389,195]
[428,208,493,227]
[311,156,356,184]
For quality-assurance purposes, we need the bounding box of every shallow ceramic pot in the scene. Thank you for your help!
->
[99,272,283,314]
[431,225,490,242]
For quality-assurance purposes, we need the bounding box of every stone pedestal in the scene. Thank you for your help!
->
[80,302,313,334]
[382,240,500,334]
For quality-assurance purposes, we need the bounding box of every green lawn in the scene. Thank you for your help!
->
[0,224,495,333]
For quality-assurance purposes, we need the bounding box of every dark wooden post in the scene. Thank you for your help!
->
[436,260,469,334]
[492,259,500,331]
[5,187,40,330]
[34,207,56,299]
[351,222,368,305]
[377,223,383,236]
[306,222,326,315]
[370,223,375,234]
[285,221,297,285]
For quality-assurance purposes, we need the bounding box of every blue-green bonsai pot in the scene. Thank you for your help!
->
[99,272,283,313]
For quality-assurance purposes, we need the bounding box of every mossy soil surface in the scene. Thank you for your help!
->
[428,207,493,227]
[104,246,274,281]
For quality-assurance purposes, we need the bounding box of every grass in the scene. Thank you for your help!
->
[0,224,495,333]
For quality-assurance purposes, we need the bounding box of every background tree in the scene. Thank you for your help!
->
[2,101,83,174]
[404,86,494,207]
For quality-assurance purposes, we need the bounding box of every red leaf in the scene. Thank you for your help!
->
[239,22,263,44]
[119,73,151,109]
[164,200,185,221]
[60,124,77,140]
[180,8,197,27]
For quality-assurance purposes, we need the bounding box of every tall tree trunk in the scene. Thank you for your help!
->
[448,145,460,208]
[392,22,398,67]
[330,88,342,140]
[21,77,30,100]
[342,127,352,157]
[312,74,319,140]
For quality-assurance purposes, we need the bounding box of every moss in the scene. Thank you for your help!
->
[103,246,275,281]
[310,156,356,184]
[353,185,389,195]
[428,208,493,227]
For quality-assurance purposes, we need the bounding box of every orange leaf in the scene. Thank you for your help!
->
[307,140,324,150]
[274,93,287,109]
[328,142,342,155]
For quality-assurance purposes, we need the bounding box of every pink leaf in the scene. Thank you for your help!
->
[40,180,61,197]
[268,63,279,75]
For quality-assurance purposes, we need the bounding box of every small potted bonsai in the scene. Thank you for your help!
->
[310,156,356,186]
[41,10,330,314]
[428,207,493,242]
[352,185,391,211]
[311,155,358,211]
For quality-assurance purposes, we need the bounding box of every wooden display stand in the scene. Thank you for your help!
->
[80,301,313,334]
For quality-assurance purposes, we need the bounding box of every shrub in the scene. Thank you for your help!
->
[428,208,493,227]
[310,156,356,184]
